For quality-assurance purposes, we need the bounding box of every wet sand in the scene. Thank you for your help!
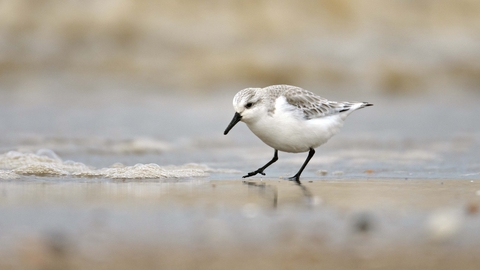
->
[1,178,480,269]
[1,85,479,269]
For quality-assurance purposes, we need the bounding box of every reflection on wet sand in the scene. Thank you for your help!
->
[243,181,278,208]
[243,180,317,209]
[1,179,480,269]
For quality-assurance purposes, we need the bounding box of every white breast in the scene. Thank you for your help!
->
[246,96,345,153]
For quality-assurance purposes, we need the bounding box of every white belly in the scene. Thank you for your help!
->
[246,100,345,153]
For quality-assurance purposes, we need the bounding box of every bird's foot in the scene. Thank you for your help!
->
[242,169,266,178]
[287,175,302,185]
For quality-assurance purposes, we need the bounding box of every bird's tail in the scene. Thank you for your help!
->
[360,102,373,108]
[348,102,373,112]
[336,102,372,119]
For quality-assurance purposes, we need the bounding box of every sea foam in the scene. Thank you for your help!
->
[0,150,210,179]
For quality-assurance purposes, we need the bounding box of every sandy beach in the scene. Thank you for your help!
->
[0,179,480,269]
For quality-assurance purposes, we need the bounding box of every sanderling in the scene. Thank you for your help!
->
[224,85,372,184]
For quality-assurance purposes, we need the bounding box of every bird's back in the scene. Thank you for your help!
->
[262,85,372,120]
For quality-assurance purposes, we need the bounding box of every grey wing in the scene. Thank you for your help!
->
[284,87,352,119]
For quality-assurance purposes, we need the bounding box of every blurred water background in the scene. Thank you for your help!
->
[1,1,480,269]
[1,0,479,178]
[1,0,480,94]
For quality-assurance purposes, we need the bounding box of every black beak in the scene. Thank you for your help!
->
[224,112,242,135]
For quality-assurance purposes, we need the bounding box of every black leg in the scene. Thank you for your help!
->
[243,149,279,178]
[288,148,315,185]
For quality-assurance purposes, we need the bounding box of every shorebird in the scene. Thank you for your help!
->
[224,85,372,184]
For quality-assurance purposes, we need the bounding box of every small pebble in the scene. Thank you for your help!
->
[427,210,463,242]
[352,212,375,233]
[466,203,479,215]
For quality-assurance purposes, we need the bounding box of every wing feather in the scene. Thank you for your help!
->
[262,85,370,119]
[282,86,350,119]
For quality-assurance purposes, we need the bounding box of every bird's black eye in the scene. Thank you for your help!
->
[245,102,253,109]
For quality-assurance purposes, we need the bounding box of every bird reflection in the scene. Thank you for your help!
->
[242,181,315,209]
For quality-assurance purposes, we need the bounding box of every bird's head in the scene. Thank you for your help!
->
[224,88,265,135]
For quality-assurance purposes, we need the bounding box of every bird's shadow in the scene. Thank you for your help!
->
[242,180,314,209]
